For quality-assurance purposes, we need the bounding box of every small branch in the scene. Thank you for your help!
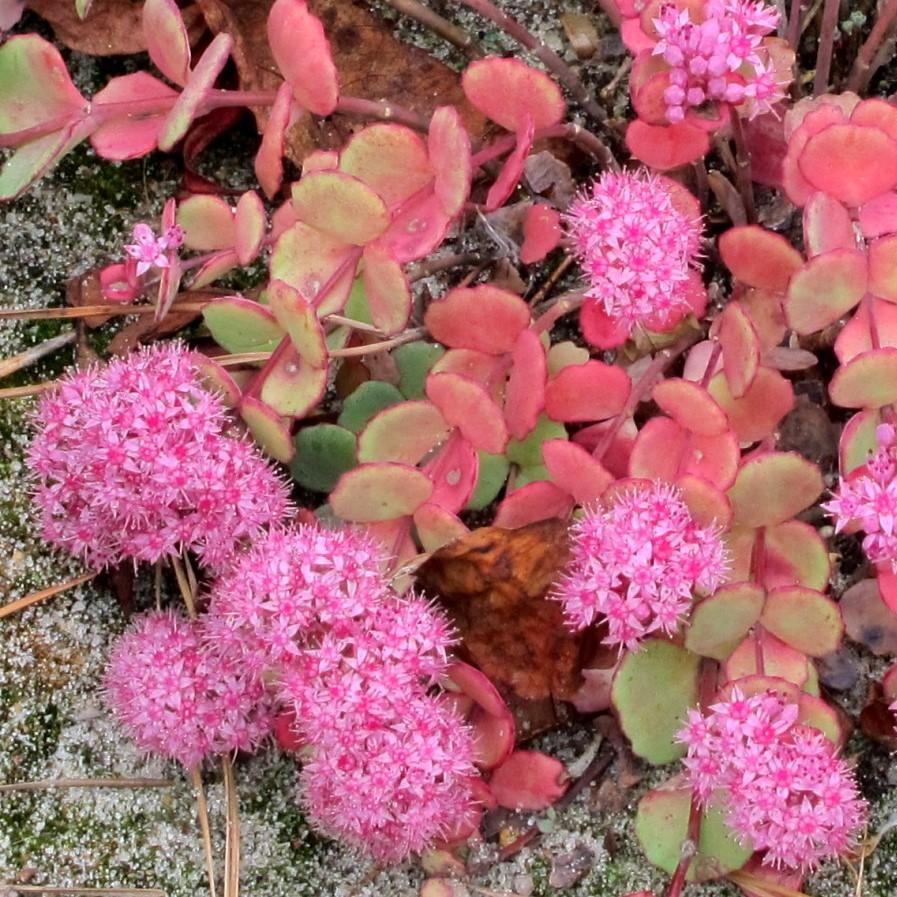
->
[532,289,586,333]
[336,95,430,131]
[813,0,841,95]
[171,554,197,619]
[0,777,173,793]
[0,303,209,321]
[786,0,803,49]
[222,758,240,897]
[407,252,484,282]
[0,332,76,380]
[846,0,897,92]
[0,572,97,620]
[527,255,574,305]
[190,767,218,897]
[378,0,484,56]
[0,381,57,400]
[332,328,427,357]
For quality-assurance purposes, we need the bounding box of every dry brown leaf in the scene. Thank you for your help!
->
[193,0,485,165]
[416,519,584,701]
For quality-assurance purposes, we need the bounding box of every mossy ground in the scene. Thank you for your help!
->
[3,4,897,896]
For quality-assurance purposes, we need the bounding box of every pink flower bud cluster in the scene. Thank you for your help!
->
[824,423,897,571]
[104,610,274,769]
[552,481,727,650]
[207,525,476,863]
[653,0,782,124]
[677,687,866,871]
[27,344,290,570]
[566,170,702,335]
[124,222,184,276]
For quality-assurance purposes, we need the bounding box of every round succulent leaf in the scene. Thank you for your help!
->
[727,452,823,529]
[629,416,687,481]
[254,82,292,199]
[158,33,232,152]
[829,348,897,408]
[330,462,433,522]
[835,296,897,365]
[685,582,765,660]
[612,640,700,765]
[718,302,760,399]
[290,423,357,492]
[426,372,508,454]
[357,400,449,465]
[545,360,630,423]
[0,127,85,201]
[718,225,802,292]
[428,105,471,217]
[859,190,897,239]
[445,660,510,718]
[413,502,468,553]
[175,195,235,251]
[469,706,515,771]
[489,750,568,811]
[514,464,550,489]
[393,341,446,399]
[784,249,867,334]
[505,329,547,440]
[797,693,844,745]
[377,191,452,264]
[337,381,404,433]
[803,191,854,257]
[506,414,568,468]
[259,344,328,418]
[142,0,190,85]
[676,474,733,530]
[760,586,843,657]
[266,0,338,116]
[868,235,897,302]
[723,632,809,687]
[240,396,294,462]
[424,285,530,356]
[266,280,328,368]
[202,297,284,354]
[547,341,590,375]
[461,57,565,132]
[465,451,510,511]
[520,203,562,265]
[492,480,574,528]
[636,787,752,881]
[708,367,794,444]
[763,520,830,591]
[625,119,710,170]
[839,407,880,475]
[190,249,237,289]
[799,124,897,207]
[652,378,727,436]
[191,354,242,408]
[542,439,613,506]
[339,123,432,209]
[234,190,266,266]
[422,433,479,514]
[361,244,412,335]
[292,171,390,246]
[485,114,534,211]
[431,348,505,390]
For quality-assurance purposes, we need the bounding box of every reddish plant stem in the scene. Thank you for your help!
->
[531,289,586,334]
[700,343,722,389]
[867,294,883,350]
[847,0,897,91]
[786,0,804,49]
[380,0,484,56]
[471,122,614,167]
[813,0,841,95]
[728,108,756,224]
[751,526,768,675]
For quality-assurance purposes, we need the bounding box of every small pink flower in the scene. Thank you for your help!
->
[552,481,727,650]
[124,222,184,277]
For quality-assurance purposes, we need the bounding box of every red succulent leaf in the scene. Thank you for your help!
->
[267,0,338,116]
[676,474,732,530]
[446,660,509,718]
[432,348,506,393]
[142,0,190,86]
[835,297,897,363]
[718,225,802,292]
[234,190,266,266]
[724,632,809,687]
[632,69,672,127]
[176,195,235,250]
[489,750,568,811]
[717,302,760,398]
[802,192,854,257]
[266,279,328,368]
[330,461,433,522]
[239,396,294,463]
[423,431,479,513]
[493,480,574,528]
[868,235,897,302]
[544,360,630,423]
[708,366,793,443]
[505,329,547,440]
[829,347,897,408]
[469,705,516,770]
[625,119,710,170]
[739,287,788,350]
[485,113,534,211]
[859,191,897,239]
[424,284,530,355]
[428,105,471,218]
[259,342,328,418]
[461,57,565,132]
[652,378,728,436]
[357,400,449,465]
[426,372,508,454]
[784,248,867,334]
[190,249,239,289]
[542,439,613,505]
[520,203,562,264]
[99,262,139,302]
[579,299,632,349]
[850,96,897,139]
[878,569,897,616]
[254,83,293,200]
[781,102,847,206]
[361,244,412,335]
[376,191,452,263]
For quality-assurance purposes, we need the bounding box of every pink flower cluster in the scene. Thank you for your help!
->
[207,525,476,863]
[678,688,866,870]
[566,170,702,336]
[824,423,897,571]
[125,222,184,276]
[552,481,727,650]
[653,0,782,124]
[27,344,289,570]
[104,610,273,769]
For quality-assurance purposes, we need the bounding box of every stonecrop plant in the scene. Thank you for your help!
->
[7,0,897,894]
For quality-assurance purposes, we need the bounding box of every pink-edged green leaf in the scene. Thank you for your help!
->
[485,114,534,211]
[545,360,630,423]
[0,124,83,201]
[330,461,433,522]
[652,378,727,436]
[724,631,809,687]
[357,400,448,464]
[727,451,823,528]
[423,433,479,513]
[461,57,565,132]
[803,192,854,257]
[376,190,452,263]
[361,244,411,335]
[142,0,190,86]
[799,123,897,207]
[764,520,830,591]
[413,501,468,553]
[784,248,867,333]
[259,343,327,418]
[625,119,710,170]
[339,123,432,209]
[685,582,765,660]
[267,0,338,116]
[239,396,294,462]
[760,586,843,656]
[489,751,568,811]
[428,105,471,217]
[859,191,897,239]
[426,371,508,454]
[0,35,85,137]
[270,222,358,313]
[797,693,844,746]
[676,474,732,530]
[266,279,327,367]
[292,170,389,246]
[493,480,573,528]
[303,150,339,174]
[90,72,177,160]
[158,33,232,152]
[830,347,897,408]
[718,302,760,398]
[254,82,292,199]
[839,407,880,474]
[708,366,794,443]
[869,235,897,302]
[520,203,562,264]
[176,195,235,251]
[192,354,242,407]
[505,329,547,440]
[189,249,238,289]
[425,284,530,355]
[202,296,284,353]
[234,190,266,266]
[740,287,787,351]
[718,225,802,292]
[834,297,897,364]
[542,439,613,505]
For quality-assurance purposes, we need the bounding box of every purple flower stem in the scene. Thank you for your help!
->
[847,0,897,93]
[813,0,841,95]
